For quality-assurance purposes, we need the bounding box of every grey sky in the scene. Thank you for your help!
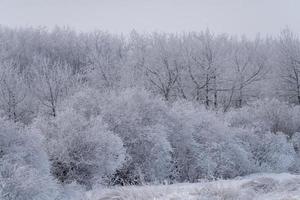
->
[0,0,299,37]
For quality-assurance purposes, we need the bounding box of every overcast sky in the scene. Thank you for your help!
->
[0,0,299,37]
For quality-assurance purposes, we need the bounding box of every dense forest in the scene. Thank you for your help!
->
[1,26,300,200]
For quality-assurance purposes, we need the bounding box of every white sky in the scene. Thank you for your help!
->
[0,0,299,37]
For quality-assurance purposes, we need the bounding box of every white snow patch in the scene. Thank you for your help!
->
[88,173,300,200]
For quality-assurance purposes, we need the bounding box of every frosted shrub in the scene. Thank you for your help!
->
[249,132,295,172]
[164,105,202,182]
[32,109,126,188]
[255,100,294,135]
[291,107,300,134]
[171,102,253,180]
[60,87,103,120]
[291,132,300,154]
[227,99,298,136]
[290,132,300,172]
[0,119,59,200]
[227,99,299,173]
[101,88,173,184]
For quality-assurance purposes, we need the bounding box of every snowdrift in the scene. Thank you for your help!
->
[91,173,300,200]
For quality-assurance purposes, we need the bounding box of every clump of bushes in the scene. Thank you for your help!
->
[3,89,300,198]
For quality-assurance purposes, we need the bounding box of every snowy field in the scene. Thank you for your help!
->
[88,173,300,200]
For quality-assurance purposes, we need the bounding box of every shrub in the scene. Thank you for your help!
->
[227,99,300,136]
[101,88,173,184]
[171,101,254,180]
[0,119,59,200]
[32,109,126,188]
[237,130,295,172]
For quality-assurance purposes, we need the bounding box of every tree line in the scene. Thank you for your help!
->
[0,27,299,123]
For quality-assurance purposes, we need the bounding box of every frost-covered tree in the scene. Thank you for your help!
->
[183,31,228,107]
[85,31,127,90]
[29,57,75,117]
[145,34,182,101]
[277,29,300,104]
[0,61,30,123]
[225,37,268,109]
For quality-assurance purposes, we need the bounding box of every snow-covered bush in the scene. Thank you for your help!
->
[101,88,173,184]
[292,132,300,154]
[291,108,300,135]
[60,87,103,120]
[227,99,300,136]
[32,108,126,188]
[171,102,254,180]
[163,105,201,182]
[226,99,299,173]
[236,130,295,173]
[255,133,295,172]
[290,132,300,172]
[0,118,60,200]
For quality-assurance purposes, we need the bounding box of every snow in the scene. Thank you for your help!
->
[89,173,300,200]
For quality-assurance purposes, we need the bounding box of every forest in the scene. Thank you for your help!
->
[1,26,300,200]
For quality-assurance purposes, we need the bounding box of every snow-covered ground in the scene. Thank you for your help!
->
[88,173,300,200]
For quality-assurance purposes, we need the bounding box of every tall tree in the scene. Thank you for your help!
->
[277,29,300,104]
[29,57,74,117]
[225,37,268,109]
[0,62,27,122]
[184,31,227,108]
[145,34,181,101]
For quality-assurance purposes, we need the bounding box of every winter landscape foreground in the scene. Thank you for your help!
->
[88,173,300,200]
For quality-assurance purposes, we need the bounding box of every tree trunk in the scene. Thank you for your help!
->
[213,75,217,109]
[205,74,209,107]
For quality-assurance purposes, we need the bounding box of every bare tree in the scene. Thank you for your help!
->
[184,31,227,108]
[145,34,181,101]
[227,37,267,108]
[30,57,74,117]
[85,31,127,90]
[278,29,300,104]
[146,59,179,101]
[0,61,27,122]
